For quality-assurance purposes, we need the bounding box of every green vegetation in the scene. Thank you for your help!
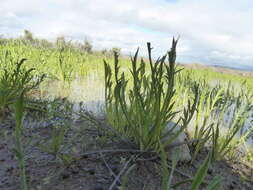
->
[13,93,28,190]
[104,40,197,152]
[10,61,44,190]
[0,56,44,114]
[0,31,252,189]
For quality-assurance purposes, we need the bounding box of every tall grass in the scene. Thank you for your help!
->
[0,35,252,189]
[0,56,44,114]
[104,39,198,151]
[0,53,45,189]
[104,39,224,189]
[13,92,28,190]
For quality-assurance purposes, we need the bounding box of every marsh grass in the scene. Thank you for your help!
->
[104,39,198,152]
[103,39,226,189]
[54,48,74,85]
[0,56,44,114]
[190,86,225,162]
[0,35,252,189]
[13,93,28,190]
[211,92,253,161]
[175,68,253,162]
[0,53,45,189]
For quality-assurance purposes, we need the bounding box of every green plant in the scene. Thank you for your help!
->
[0,56,44,114]
[211,92,253,161]
[160,144,222,190]
[13,92,28,190]
[38,125,68,159]
[191,86,226,162]
[241,133,253,164]
[160,142,180,190]
[1,34,253,190]
[171,154,223,190]
[190,154,223,190]
[55,48,73,85]
[104,39,197,151]
[7,58,45,190]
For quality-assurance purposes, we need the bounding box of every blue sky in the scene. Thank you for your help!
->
[1,0,253,69]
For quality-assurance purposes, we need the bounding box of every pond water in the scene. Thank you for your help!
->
[39,76,253,149]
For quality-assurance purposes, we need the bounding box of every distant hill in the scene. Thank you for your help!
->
[180,63,253,77]
[210,64,253,72]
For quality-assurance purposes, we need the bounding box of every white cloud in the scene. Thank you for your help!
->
[1,0,253,68]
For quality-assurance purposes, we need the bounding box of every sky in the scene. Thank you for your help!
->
[1,0,253,69]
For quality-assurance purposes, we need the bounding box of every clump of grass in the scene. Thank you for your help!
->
[0,56,45,190]
[191,86,226,162]
[54,47,73,85]
[104,38,197,151]
[104,39,212,189]
[0,57,44,114]
[211,91,253,161]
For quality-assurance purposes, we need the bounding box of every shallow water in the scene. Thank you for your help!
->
[40,76,253,148]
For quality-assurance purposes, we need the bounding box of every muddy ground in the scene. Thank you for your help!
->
[0,104,252,190]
